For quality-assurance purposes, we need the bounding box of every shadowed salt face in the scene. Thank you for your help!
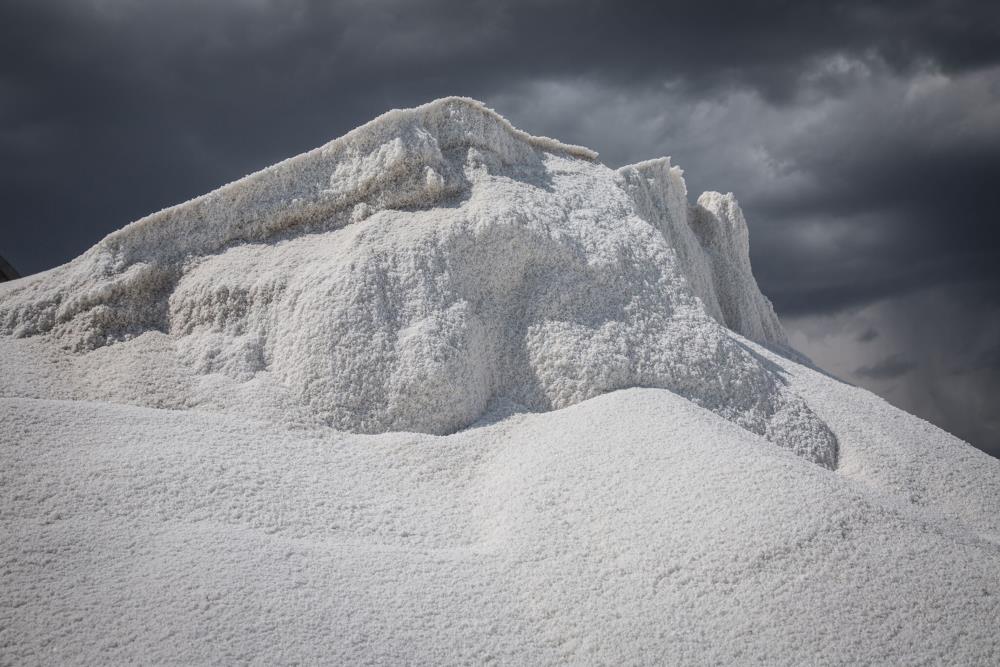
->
[0,255,19,282]
[0,97,836,467]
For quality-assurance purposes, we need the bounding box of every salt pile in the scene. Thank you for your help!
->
[0,98,832,464]
[2,97,998,664]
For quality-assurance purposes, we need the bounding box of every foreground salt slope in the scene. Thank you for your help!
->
[2,356,999,664]
[0,97,832,466]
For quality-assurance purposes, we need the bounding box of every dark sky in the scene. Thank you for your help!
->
[2,0,999,456]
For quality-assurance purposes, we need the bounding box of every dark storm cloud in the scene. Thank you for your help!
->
[976,345,1000,372]
[744,62,1000,317]
[855,354,917,380]
[950,343,1000,375]
[856,327,879,343]
[5,0,997,297]
[1,0,998,454]
[2,4,996,223]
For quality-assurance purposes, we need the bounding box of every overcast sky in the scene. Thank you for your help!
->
[2,0,998,456]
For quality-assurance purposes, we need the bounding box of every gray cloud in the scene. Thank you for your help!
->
[856,327,879,343]
[855,354,917,380]
[950,343,1000,375]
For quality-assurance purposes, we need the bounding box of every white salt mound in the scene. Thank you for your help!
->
[2,97,998,664]
[0,97,830,465]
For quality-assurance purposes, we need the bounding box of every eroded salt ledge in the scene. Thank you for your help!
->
[0,96,831,464]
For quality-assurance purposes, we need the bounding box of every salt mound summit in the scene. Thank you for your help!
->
[0,97,833,466]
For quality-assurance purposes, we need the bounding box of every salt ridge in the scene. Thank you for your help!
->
[1,97,828,465]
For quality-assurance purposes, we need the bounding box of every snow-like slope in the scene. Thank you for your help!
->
[2,98,999,664]
[2,372,998,664]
